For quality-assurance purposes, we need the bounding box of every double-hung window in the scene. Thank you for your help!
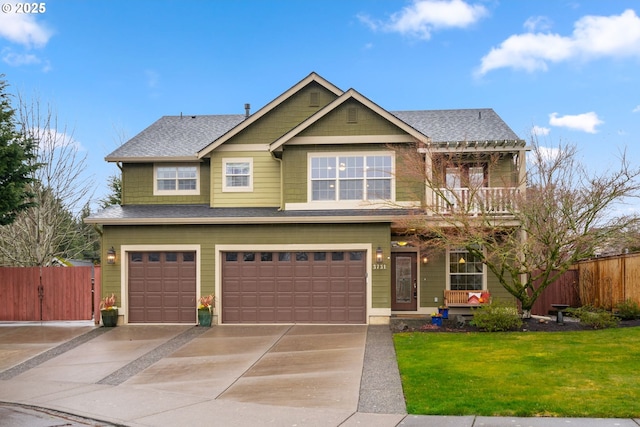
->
[154,164,199,195]
[310,153,393,202]
[223,158,253,192]
[448,247,485,291]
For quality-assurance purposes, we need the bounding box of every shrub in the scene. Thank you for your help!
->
[567,306,618,329]
[615,299,640,320]
[471,299,522,332]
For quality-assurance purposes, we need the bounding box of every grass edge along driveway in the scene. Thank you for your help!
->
[394,328,640,417]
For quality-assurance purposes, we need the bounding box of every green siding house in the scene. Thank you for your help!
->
[86,73,527,325]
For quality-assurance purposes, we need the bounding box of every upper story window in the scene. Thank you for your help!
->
[310,153,393,202]
[154,164,199,196]
[223,158,253,192]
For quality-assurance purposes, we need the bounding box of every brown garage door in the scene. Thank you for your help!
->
[128,251,196,323]
[222,251,366,324]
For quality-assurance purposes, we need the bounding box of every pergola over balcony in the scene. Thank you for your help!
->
[418,138,529,217]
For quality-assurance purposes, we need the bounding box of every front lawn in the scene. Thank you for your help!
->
[394,328,640,417]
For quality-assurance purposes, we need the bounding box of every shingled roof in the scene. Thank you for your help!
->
[105,109,521,161]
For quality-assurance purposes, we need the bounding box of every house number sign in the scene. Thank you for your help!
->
[373,264,387,270]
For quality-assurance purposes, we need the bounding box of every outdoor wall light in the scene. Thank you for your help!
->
[422,254,429,264]
[375,247,383,264]
[106,247,116,265]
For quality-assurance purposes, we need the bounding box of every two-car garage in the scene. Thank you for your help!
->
[126,249,367,324]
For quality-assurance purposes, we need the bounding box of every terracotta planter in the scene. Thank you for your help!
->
[198,308,212,327]
[101,308,118,327]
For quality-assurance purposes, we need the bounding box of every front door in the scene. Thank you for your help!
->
[391,253,417,311]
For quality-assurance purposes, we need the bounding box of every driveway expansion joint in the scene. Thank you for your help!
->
[0,327,109,380]
[97,326,209,386]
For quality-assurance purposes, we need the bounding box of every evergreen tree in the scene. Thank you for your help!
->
[0,76,38,225]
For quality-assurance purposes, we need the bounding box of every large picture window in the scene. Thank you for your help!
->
[154,164,199,195]
[310,154,392,202]
[449,248,485,291]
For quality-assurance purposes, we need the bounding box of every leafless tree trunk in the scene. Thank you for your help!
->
[0,95,95,266]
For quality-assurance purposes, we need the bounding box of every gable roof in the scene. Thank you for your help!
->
[268,88,430,152]
[104,73,523,162]
[196,72,343,158]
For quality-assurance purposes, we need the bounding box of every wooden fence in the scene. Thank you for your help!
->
[530,267,580,316]
[578,252,640,310]
[0,266,101,323]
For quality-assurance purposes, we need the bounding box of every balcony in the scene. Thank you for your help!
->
[432,187,519,215]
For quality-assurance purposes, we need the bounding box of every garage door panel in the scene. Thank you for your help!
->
[222,250,366,324]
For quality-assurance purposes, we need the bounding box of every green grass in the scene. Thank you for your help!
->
[394,328,640,417]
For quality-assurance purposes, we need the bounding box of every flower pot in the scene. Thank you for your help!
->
[198,308,212,327]
[431,316,443,327]
[438,308,449,319]
[101,308,118,327]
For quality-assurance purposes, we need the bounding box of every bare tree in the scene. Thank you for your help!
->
[0,95,95,266]
[395,137,640,317]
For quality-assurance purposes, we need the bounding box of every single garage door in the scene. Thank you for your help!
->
[222,251,366,324]
[128,251,196,323]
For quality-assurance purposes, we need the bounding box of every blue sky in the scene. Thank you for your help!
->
[1,0,639,213]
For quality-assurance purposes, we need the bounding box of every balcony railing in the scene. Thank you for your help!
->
[432,187,519,215]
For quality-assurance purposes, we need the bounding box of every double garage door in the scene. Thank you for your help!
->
[127,250,367,324]
[222,251,366,324]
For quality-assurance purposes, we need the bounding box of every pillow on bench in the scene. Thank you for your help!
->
[468,292,482,304]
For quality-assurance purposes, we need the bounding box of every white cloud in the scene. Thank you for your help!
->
[633,105,640,113]
[531,125,550,136]
[549,112,604,134]
[523,16,552,32]
[2,50,40,66]
[477,9,640,75]
[0,12,52,48]
[358,0,488,40]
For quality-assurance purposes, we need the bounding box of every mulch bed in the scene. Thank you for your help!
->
[392,317,640,333]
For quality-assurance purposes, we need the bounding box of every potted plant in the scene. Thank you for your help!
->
[431,312,443,327]
[100,293,118,327]
[198,294,214,327]
[438,305,449,319]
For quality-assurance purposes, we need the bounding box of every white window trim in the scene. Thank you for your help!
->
[445,247,487,291]
[307,151,395,204]
[222,158,253,192]
[153,163,200,196]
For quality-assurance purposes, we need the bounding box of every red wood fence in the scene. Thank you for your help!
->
[530,268,580,316]
[578,252,640,310]
[0,266,101,323]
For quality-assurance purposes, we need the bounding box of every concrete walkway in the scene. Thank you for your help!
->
[0,322,639,426]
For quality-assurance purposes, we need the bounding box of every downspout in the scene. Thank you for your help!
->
[117,162,123,205]
[270,151,284,211]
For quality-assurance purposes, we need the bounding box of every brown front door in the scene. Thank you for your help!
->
[391,253,417,311]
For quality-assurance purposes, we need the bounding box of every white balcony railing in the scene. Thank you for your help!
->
[433,187,519,215]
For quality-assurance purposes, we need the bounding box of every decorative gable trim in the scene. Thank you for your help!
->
[268,89,431,152]
[197,72,343,158]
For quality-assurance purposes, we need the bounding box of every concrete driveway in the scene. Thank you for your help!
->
[0,323,404,426]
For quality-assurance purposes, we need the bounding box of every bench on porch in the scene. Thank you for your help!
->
[444,290,491,307]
